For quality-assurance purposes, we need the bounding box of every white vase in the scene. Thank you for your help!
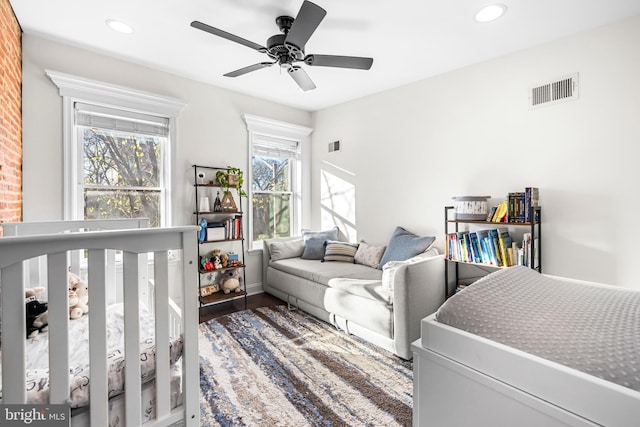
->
[199,196,210,212]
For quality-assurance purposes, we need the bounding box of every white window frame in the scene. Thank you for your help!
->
[46,70,186,224]
[243,114,313,251]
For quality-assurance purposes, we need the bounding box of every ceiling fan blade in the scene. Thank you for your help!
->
[285,1,327,51]
[288,66,316,91]
[224,62,274,78]
[304,54,373,70]
[191,21,266,52]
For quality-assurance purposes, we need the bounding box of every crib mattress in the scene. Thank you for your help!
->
[435,266,640,392]
[0,303,183,408]
[420,266,640,426]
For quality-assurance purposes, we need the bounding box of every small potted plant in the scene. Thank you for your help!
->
[215,166,247,197]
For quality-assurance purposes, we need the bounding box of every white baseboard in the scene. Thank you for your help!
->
[246,281,264,296]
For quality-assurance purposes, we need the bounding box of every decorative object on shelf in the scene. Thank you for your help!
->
[213,191,222,212]
[200,284,218,297]
[221,192,238,212]
[215,166,247,198]
[197,171,206,184]
[198,218,207,242]
[220,269,242,294]
[199,196,210,213]
[200,256,215,271]
[452,196,490,220]
[211,248,222,269]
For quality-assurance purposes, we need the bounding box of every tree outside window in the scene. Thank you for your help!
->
[82,127,164,227]
[252,155,292,241]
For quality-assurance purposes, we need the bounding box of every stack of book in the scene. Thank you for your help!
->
[204,216,242,241]
[485,187,539,223]
[445,228,538,268]
[224,215,242,240]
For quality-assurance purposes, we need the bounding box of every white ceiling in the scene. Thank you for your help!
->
[10,0,640,112]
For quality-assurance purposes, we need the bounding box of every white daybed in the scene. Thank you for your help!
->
[0,219,200,427]
[412,266,640,427]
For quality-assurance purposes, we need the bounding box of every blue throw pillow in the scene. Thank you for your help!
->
[301,227,339,260]
[379,226,436,268]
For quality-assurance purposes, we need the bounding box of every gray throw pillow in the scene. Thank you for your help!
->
[379,226,436,267]
[354,241,387,269]
[269,239,304,261]
[301,227,339,260]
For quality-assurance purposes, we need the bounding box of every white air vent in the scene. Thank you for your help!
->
[529,73,579,109]
[328,140,341,152]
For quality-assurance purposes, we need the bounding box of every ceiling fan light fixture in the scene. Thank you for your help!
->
[106,19,134,34]
[475,4,507,23]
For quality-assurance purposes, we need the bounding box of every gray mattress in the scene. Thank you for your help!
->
[435,266,640,391]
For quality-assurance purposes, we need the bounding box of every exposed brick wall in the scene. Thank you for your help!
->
[0,0,22,228]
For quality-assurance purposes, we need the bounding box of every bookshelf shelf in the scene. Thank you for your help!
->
[444,204,542,298]
[193,164,247,309]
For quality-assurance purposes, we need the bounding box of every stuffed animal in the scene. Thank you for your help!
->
[220,269,242,294]
[211,248,222,269]
[220,253,229,268]
[25,287,48,338]
[68,272,89,319]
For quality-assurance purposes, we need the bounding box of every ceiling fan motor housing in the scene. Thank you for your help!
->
[267,33,303,65]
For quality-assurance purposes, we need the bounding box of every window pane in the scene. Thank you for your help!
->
[252,193,291,240]
[252,156,290,192]
[82,128,162,188]
[84,188,161,227]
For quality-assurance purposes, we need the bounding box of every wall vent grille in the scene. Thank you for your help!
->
[328,140,341,152]
[529,73,579,109]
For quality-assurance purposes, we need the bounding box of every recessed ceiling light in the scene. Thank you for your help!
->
[475,4,508,23]
[106,19,133,34]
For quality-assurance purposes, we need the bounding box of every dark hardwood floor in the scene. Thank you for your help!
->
[199,292,285,323]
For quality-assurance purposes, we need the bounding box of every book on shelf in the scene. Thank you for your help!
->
[491,199,508,222]
[507,192,526,223]
[522,232,539,268]
[487,229,502,266]
[525,187,540,223]
[468,232,483,264]
[475,229,491,264]
[496,227,513,266]
[486,206,497,222]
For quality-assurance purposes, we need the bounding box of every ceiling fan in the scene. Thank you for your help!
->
[190,0,374,92]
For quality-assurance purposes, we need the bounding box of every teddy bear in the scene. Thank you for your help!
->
[26,287,48,338]
[68,272,89,319]
[220,253,229,268]
[220,269,242,294]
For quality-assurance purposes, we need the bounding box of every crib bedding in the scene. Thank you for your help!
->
[0,303,183,408]
[435,266,640,392]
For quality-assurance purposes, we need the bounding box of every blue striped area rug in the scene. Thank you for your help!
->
[199,306,413,426]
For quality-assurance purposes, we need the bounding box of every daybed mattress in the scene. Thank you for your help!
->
[420,266,640,426]
[0,303,183,408]
[269,257,382,285]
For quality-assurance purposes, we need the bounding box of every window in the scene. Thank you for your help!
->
[47,71,185,226]
[252,135,298,242]
[244,114,312,251]
[76,104,168,227]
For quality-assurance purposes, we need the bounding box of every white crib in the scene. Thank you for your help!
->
[0,219,199,427]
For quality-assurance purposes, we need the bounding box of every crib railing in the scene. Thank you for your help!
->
[0,224,199,427]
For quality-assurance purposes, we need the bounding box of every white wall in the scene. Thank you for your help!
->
[21,34,312,288]
[310,15,640,289]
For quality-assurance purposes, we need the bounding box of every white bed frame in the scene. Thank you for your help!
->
[412,275,640,427]
[0,219,200,427]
